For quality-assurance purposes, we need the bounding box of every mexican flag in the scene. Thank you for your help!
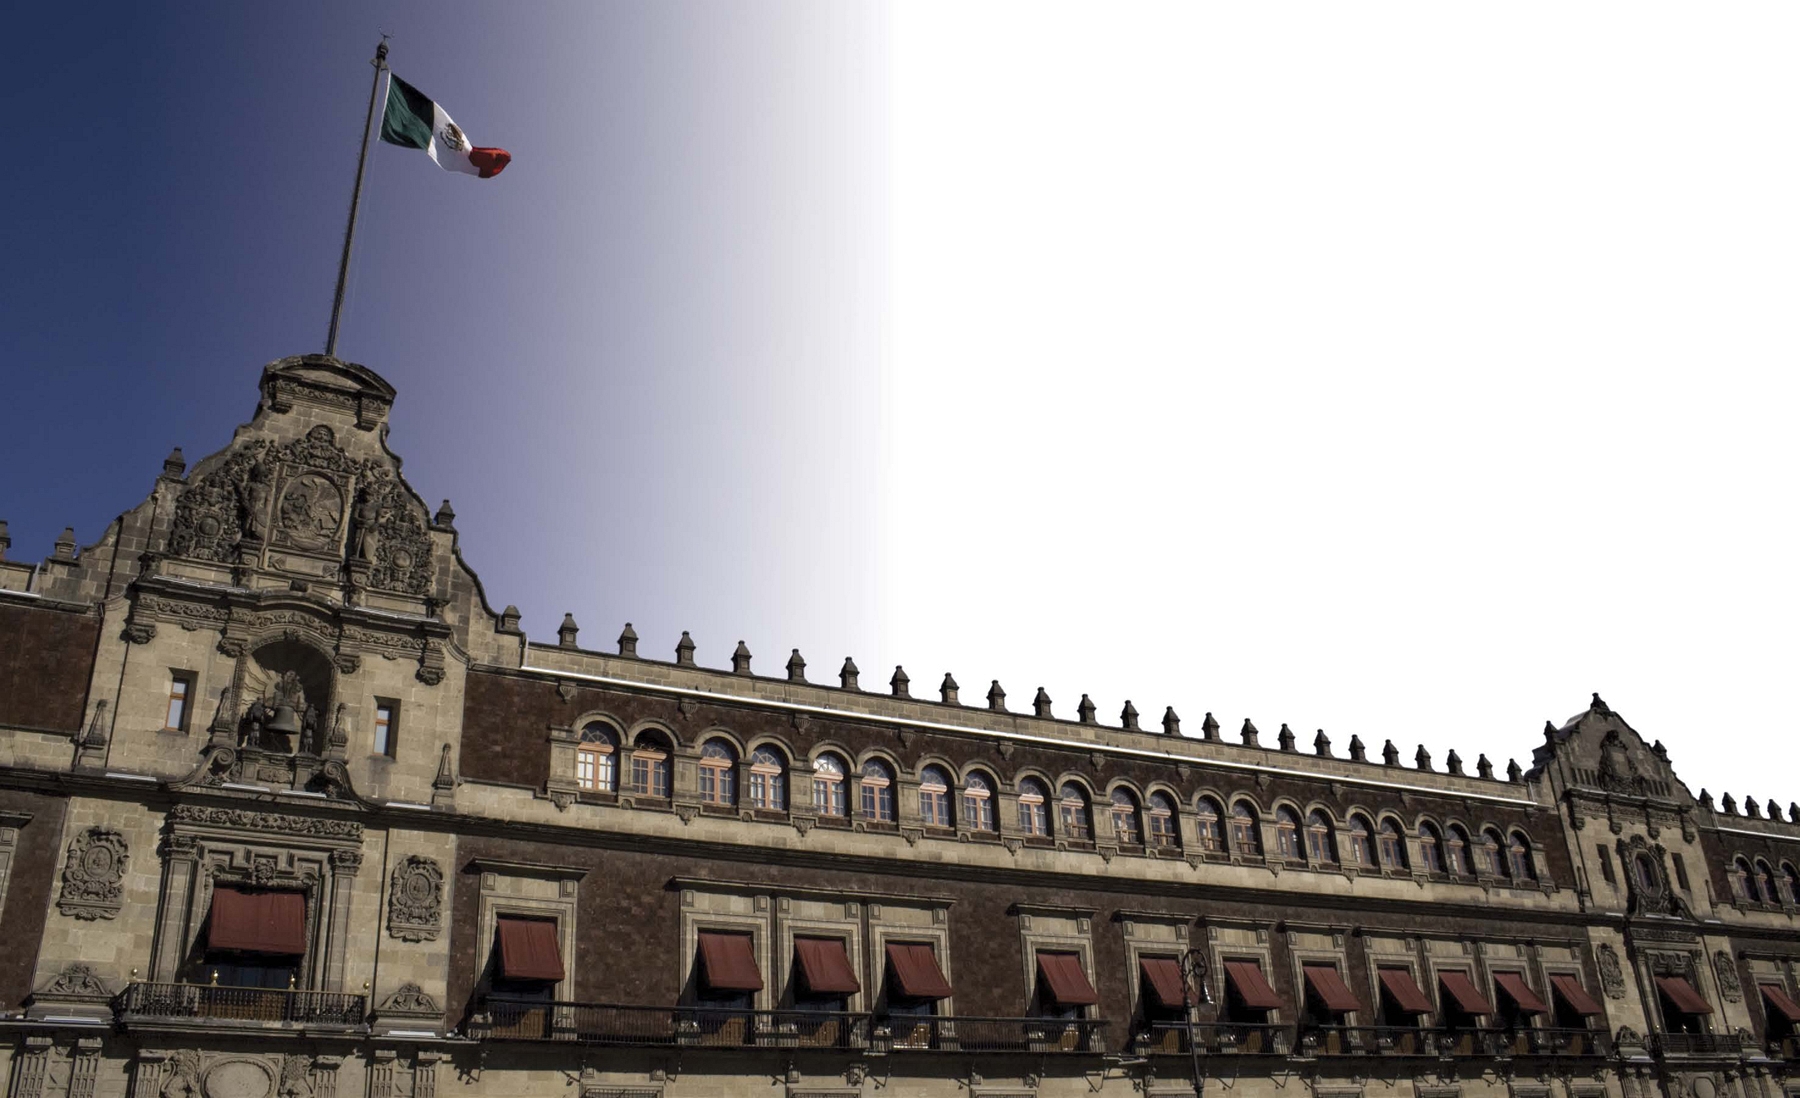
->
[379,73,511,179]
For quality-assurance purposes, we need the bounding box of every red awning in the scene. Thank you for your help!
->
[1224,961,1285,1010]
[1548,974,1604,1017]
[698,931,764,992]
[1655,976,1713,1016]
[1303,965,1361,1014]
[1140,957,1189,1010]
[496,916,565,982]
[1439,971,1495,1016]
[1761,984,1800,1023]
[1378,968,1435,1015]
[1037,951,1100,1007]
[208,887,307,956]
[1494,973,1549,1016]
[887,943,952,1001]
[794,937,861,996]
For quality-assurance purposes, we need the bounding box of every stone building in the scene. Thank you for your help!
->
[0,354,1796,1098]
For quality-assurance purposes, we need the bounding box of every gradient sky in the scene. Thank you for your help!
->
[3,3,1796,803]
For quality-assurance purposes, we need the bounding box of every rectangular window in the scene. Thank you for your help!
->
[1596,846,1615,886]
[1671,852,1691,891]
[373,700,398,758]
[164,672,194,732]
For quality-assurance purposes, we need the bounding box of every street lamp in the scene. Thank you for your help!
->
[1179,948,1213,1097]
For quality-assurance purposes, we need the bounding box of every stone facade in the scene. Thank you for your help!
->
[0,355,1797,1098]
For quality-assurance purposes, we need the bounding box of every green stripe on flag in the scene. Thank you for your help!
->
[379,74,434,150]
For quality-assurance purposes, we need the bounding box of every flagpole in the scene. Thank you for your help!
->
[325,39,389,359]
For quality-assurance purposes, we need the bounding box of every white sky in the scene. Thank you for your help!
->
[879,4,1800,802]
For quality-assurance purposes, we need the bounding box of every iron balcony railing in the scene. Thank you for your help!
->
[117,982,366,1027]
[473,998,1107,1053]
[1649,1032,1748,1057]
[1137,1023,1607,1059]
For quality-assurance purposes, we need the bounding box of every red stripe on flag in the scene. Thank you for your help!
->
[470,147,511,179]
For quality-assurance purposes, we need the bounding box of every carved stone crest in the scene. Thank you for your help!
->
[1597,944,1626,999]
[351,473,432,595]
[59,828,128,919]
[169,444,270,562]
[275,473,345,551]
[31,963,111,1002]
[1713,950,1742,1003]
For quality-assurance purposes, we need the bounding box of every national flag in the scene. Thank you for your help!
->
[379,73,511,179]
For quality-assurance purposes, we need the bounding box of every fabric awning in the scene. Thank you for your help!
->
[1439,971,1496,1016]
[1378,968,1435,1015]
[208,886,307,956]
[1548,974,1604,1017]
[1494,973,1549,1015]
[1655,976,1713,1015]
[1760,984,1800,1023]
[1140,957,1189,1010]
[794,937,861,996]
[1303,964,1361,1013]
[496,916,565,982]
[887,943,953,1001]
[1036,951,1100,1007]
[1224,961,1284,1010]
[698,931,764,992]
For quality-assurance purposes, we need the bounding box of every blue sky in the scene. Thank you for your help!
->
[4,3,1797,800]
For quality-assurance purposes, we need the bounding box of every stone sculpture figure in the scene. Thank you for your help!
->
[240,462,273,540]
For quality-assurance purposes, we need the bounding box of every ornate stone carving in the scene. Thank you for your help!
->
[352,473,432,595]
[33,963,111,1000]
[276,1055,312,1098]
[162,1051,206,1098]
[1598,944,1627,999]
[167,804,363,840]
[203,1058,275,1098]
[1595,730,1647,795]
[59,827,128,919]
[378,983,441,1015]
[387,856,444,942]
[169,444,270,562]
[1713,950,1742,1003]
[125,620,158,644]
[275,473,346,551]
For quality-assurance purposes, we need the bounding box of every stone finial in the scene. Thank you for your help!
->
[1201,712,1220,742]
[0,520,9,560]
[497,605,521,633]
[1789,803,1800,824]
[53,527,77,561]
[1698,788,1715,810]
[1121,701,1139,731]
[433,743,457,792]
[675,631,697,666]
[1382,740,1400,767]
[940,674,959,705]
[987,681,1007,712]
[1767,798,1780,820]
[1163,707,1180,736]
[786,649,806,682]
[1240,719,1259,748]
[1313,729,1331,757]
[1652,740,1669,762]
[1033,688,1053,718]
[1507,759,1523,783]
[1077,695,1097,724]
[890,666,910,697]
[162,447,186,478]
[1543,720,1558,743]
[557,613,579,648]
[840,658,859,691]
[731,641,753,675]
[1348,734,1366,762]
[433,499,456,529]
[1445,750,1463,776]
[1590,692,1610,715]
[617,623,638,657]
[1720,792,1737,815]
[1476,754,1494,780]
[1746,798,1762,819]
[1276,724,1296,752]
[1414,745,1432,772]
[83,700,109,748]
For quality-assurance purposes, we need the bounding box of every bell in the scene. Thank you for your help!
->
[265,704,301,736]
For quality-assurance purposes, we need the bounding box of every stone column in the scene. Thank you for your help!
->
[152,834,202,982]
[130,1051,171,1098]
[324,848,363,993]
[10,1036,53,1098]
[312,1055,343,1098]
[69,1038,102,1098]
[368,1051,398,1098]
[413,1052,442,1098]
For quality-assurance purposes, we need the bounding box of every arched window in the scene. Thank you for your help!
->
[1275,807,1301,860]
[1444,826,1470,876]
[1060,784,1093,841]
[1782,863,1800,906]
[1378,819,1407,868]
[1305,810,1336,864]
[812,754,848,817]
[1230,802,1262,855]
[1754,860,1777,905]
[576,723,617,792]
[1347,815,1376,868]
[860,759,896,822]
[1419,823,1445,874]
[1195,798,1225,853]
[748,746,787,810]
[1147,793,1179,849]
[962,773,997,833]
[919,766,952,828]
[1508,832,1535,881]
[629,732,670,797]
[1110,789,1143,845]
[1730,858,1752,901]
[1479,829,1505,877]
[698,740,736,805]
[1018,779,1050,837]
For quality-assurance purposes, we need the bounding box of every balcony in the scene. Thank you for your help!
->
[116,982,366,1028]
[1136,1024,1607,1059]
[472,998,1106,1053]
[1648,1032,1748,1058]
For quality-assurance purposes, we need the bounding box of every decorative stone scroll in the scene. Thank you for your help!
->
[167,804,363,841]
[59,827,128,920]
[1714,950,1743,1003]
[387,856,445,942]
[1598,944,1627,999]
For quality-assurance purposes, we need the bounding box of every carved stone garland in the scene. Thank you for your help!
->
[58,827,128,920]
[386,856,445,942]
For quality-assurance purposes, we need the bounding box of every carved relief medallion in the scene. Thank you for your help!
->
[387,855,444,942]
[1598,944,1627,999]
[1713,950,1742,1003]
[276,473,345,550]
[58,828,128,920]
